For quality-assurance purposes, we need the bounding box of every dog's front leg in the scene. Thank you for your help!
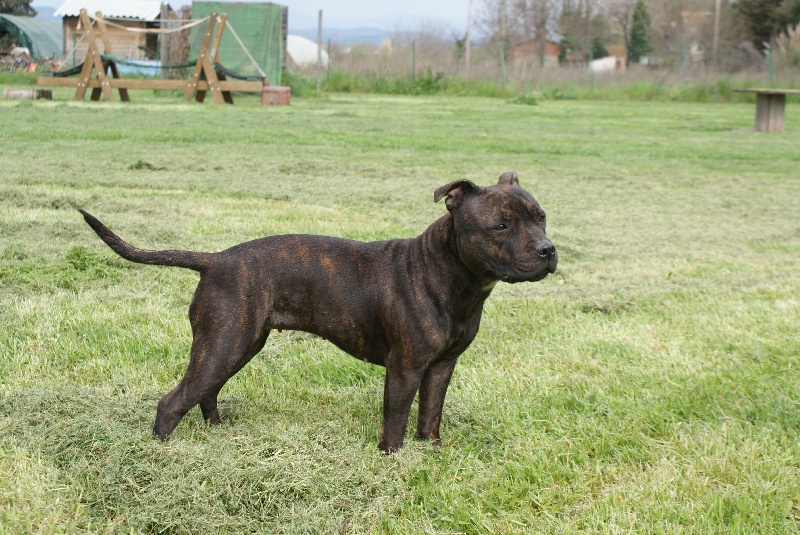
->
[415,358,458,445]
[378,364,423,453]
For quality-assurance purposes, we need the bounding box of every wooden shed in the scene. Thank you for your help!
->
[54,0,172,67]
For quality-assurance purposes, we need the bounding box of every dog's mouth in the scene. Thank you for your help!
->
[499,257,557,284]
[501,272,548,284]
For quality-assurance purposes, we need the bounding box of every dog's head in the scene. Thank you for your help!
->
[434,171,557,283]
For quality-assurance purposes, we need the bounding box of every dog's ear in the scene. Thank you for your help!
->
[434,180,479,211]
[497,171,519,186]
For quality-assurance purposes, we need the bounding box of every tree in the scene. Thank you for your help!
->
[558,0,610,63]
[609,0,637,56]
[477,0,556,67]
[558,36,575,63]
[628,0,651,63]
[0,0,36,16]
[736,0,800,50]
[527,0,552,67]
[591,37,609,59]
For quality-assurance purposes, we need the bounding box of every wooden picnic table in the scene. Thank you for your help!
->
[733,88,800,133]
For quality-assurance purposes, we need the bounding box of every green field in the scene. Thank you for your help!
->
[1,88,799,533]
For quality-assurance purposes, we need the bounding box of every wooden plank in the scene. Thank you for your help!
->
[755,93,786,133]
[80,10,113,101]
[74,10,97,100]
[210,13,233,104]
[94,11,130,102]
[755,93,769,132]
[759,94,786,132]
[733,88,800,96]
[201,54,224,104]
[39,76,263,93]
[768,94,785,132]
[90,11,106,101]
[185,14,217,100]
[195,13,227,104]
[39,76,92,87]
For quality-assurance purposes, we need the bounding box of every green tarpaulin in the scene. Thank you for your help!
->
[191,2,286,85]
[0,14,63,60]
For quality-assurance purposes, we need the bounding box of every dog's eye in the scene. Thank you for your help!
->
[538,214,546,224]
[494,223,509,231]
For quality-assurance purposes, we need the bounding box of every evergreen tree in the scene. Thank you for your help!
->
[737,0,800,50]
[558,36,574,64]
[628,0,651,64]
[591,37,609,60]
[0,0,37,16]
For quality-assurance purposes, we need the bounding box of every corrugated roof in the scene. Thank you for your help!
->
[54,0,169,20]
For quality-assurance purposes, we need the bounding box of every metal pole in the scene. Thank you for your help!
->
[160,2,169,80]
[712,0,722,70]
[316,10,323,92]
[412,41,416,83]
[465,0,472,78]
[766,45,774,87]
[499,42,505,90]
[327,38,331,81]
[586,1,593,93]
[680,40,686,86]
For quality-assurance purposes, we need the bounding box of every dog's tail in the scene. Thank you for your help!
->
[79,209,212,272]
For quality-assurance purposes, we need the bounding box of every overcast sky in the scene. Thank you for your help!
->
[32,0,472,30]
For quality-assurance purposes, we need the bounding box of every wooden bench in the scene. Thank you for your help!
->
[733,88,800,133]
[38,10,265,104]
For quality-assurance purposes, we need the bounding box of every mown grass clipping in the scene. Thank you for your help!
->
[1,89,798,533]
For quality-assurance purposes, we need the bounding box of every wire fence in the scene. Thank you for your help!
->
[292,35,799,96]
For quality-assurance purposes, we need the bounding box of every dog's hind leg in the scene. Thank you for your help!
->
[153,313,270,440]
[198,328,270,426]
[199,387,224,425]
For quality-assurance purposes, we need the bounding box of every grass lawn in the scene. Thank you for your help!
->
[1,87,799,533]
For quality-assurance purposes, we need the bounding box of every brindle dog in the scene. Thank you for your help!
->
[79,171,557,452]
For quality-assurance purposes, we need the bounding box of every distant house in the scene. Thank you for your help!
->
[54,0,172,66]
[510,37,560,68]
[604,44,628,71]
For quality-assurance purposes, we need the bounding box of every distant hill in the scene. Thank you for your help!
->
[291,27,394,47]
[34,6,59,20]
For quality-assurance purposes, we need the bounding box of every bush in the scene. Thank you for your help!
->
[0,71,38,86]
[317,69,516,98]
[281,70,316,98]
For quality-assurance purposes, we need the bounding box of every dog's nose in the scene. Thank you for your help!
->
[536,240,556,259]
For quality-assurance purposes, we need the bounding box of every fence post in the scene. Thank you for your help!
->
[765,44,774,87]
[465,0,472,78]
[316,10,323,93]
[412,41,416,83]
[499,42,505,90]
[160,2,169,80]
[680,40,687,86]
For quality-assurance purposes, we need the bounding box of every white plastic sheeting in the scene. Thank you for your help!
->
[287,34,328,68]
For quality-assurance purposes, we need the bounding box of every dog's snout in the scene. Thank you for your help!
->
[536,240,556,259]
